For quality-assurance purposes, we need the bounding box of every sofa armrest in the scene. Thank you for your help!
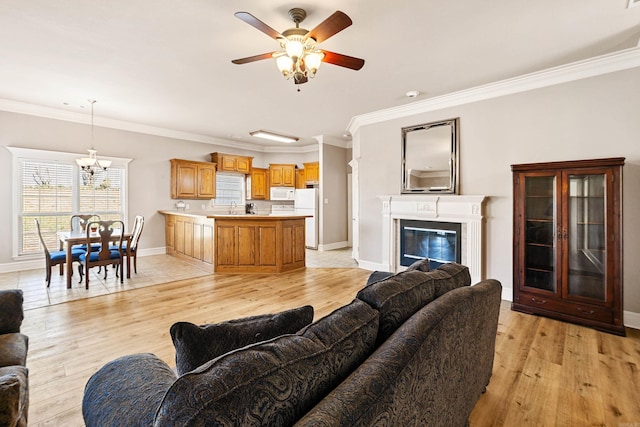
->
[0,290,24,335]
[82,353,177,427]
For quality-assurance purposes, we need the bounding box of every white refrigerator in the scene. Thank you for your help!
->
[294,188,319,249]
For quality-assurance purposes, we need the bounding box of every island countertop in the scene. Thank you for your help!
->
[158,210,310,220]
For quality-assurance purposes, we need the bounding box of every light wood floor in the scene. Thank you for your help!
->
[3,255,639,426]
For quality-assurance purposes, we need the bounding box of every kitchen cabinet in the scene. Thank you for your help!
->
[303,161,320,184]
[162,213,214,265]
[210,152,253,173]
[269,164,296,187]
[213,216,306,273]
[511,157,624,335]
[170,159,216,199]
[250,167,269,200]
[295,169,306,189]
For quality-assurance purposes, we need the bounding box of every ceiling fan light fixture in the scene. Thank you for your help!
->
[305,51,324,74]
[250,130,299,144]
[276,55,294,75]
[285,40,304,59]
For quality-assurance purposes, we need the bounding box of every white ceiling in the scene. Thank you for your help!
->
[1,0,639,149]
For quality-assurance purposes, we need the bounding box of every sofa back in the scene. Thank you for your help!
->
[295,279,502,427]
[357,263,471,346]
[154,299,379,426]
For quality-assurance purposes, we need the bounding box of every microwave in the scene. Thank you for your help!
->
[270,187,295,201]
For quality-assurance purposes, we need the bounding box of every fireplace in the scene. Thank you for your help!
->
[379,194,486,283]
[400,220,461,270]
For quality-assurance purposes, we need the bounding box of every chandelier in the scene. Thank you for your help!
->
[76,100,111,186]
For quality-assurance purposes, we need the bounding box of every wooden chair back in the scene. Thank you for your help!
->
[85,220,124,261]
[71,214,101,231]
[129,215,144,251]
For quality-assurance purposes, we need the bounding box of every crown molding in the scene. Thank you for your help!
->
[347,47,640,134]
[0,98,318,154]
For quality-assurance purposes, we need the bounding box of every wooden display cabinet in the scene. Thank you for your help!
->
[170,159,216,199]
[269,163,296,187]
[511,157,625,335]
[210,152,252,173]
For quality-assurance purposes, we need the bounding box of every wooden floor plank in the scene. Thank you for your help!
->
[3,258,639,426]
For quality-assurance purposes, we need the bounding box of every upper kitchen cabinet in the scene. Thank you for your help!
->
[295,169,306,189]
[269,164,296,187]
[210,152,253,174]
[170,159,216,199]
[303,161,320,184]
[250,167,269,200]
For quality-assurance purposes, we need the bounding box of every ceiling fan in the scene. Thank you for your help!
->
[231,8,365,88]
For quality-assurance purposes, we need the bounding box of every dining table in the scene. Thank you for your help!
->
[57,229,132,288]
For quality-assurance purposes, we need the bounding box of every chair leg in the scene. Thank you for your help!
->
[59,263,64,276]
[78,264,84,283]
[119,261,123,283]
[85,263,90,289]
[133,254,137,274]
[103,266,108,279]
[46,266,52,287]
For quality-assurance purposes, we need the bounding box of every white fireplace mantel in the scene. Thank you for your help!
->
[379,194,486,283]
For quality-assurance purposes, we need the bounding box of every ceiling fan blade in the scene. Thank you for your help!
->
[234,11,284,40]
[321,51,365,70]
[231,52,275,65]
[305,11,352,43]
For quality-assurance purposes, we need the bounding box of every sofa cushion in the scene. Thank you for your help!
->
[82,353,177,427]
[0,290,24,335]
[0,333,28,367]
[0,365,28,427]
[365,271,394,286]
[405,258,431,272]
[155,299,379,426]
[170,305,314,375]
[357,263,471,345]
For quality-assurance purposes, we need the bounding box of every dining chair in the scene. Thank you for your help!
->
[78,220,125,289]
[113,215,144,275]
[70,214,101,231]
[35,218,84,287]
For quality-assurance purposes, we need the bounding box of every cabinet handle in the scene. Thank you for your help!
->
[577,307,596,316]
[531,297,546,305]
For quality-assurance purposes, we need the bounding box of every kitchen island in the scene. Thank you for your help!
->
[158,211,309,273]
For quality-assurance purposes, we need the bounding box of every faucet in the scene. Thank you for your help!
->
[229,201,237,214]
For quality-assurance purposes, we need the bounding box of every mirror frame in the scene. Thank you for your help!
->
[401,117,459,194]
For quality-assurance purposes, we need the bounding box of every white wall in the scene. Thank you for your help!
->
[352,67,640,316]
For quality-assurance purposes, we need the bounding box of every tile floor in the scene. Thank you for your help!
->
[0,248,358,310]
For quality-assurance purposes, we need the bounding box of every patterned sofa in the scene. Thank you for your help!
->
[82,262,502,427]
[0,289,29,427]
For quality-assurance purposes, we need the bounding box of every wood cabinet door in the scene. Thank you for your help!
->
[236,157,252,173]
[303,162,319,183]
[220,155,237,172]
[197,164,216,198]
[282,165,295,186]
[251,168,268,199]
[296,169,306,189]
[174,162,197,198]
[270,165,283,186]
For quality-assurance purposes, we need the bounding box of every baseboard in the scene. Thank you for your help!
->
[357,259,390,272]
[317,241,349,251]
[624,310,640,330]
[137,247,167,257]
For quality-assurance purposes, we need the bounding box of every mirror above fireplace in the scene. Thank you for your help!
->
[401,117,459,194]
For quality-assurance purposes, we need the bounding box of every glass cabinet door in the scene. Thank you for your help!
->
[523,175,557,292]
[566,173,606,301]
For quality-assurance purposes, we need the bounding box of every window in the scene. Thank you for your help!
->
[214,172,245,206]
[9,147,130,258]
